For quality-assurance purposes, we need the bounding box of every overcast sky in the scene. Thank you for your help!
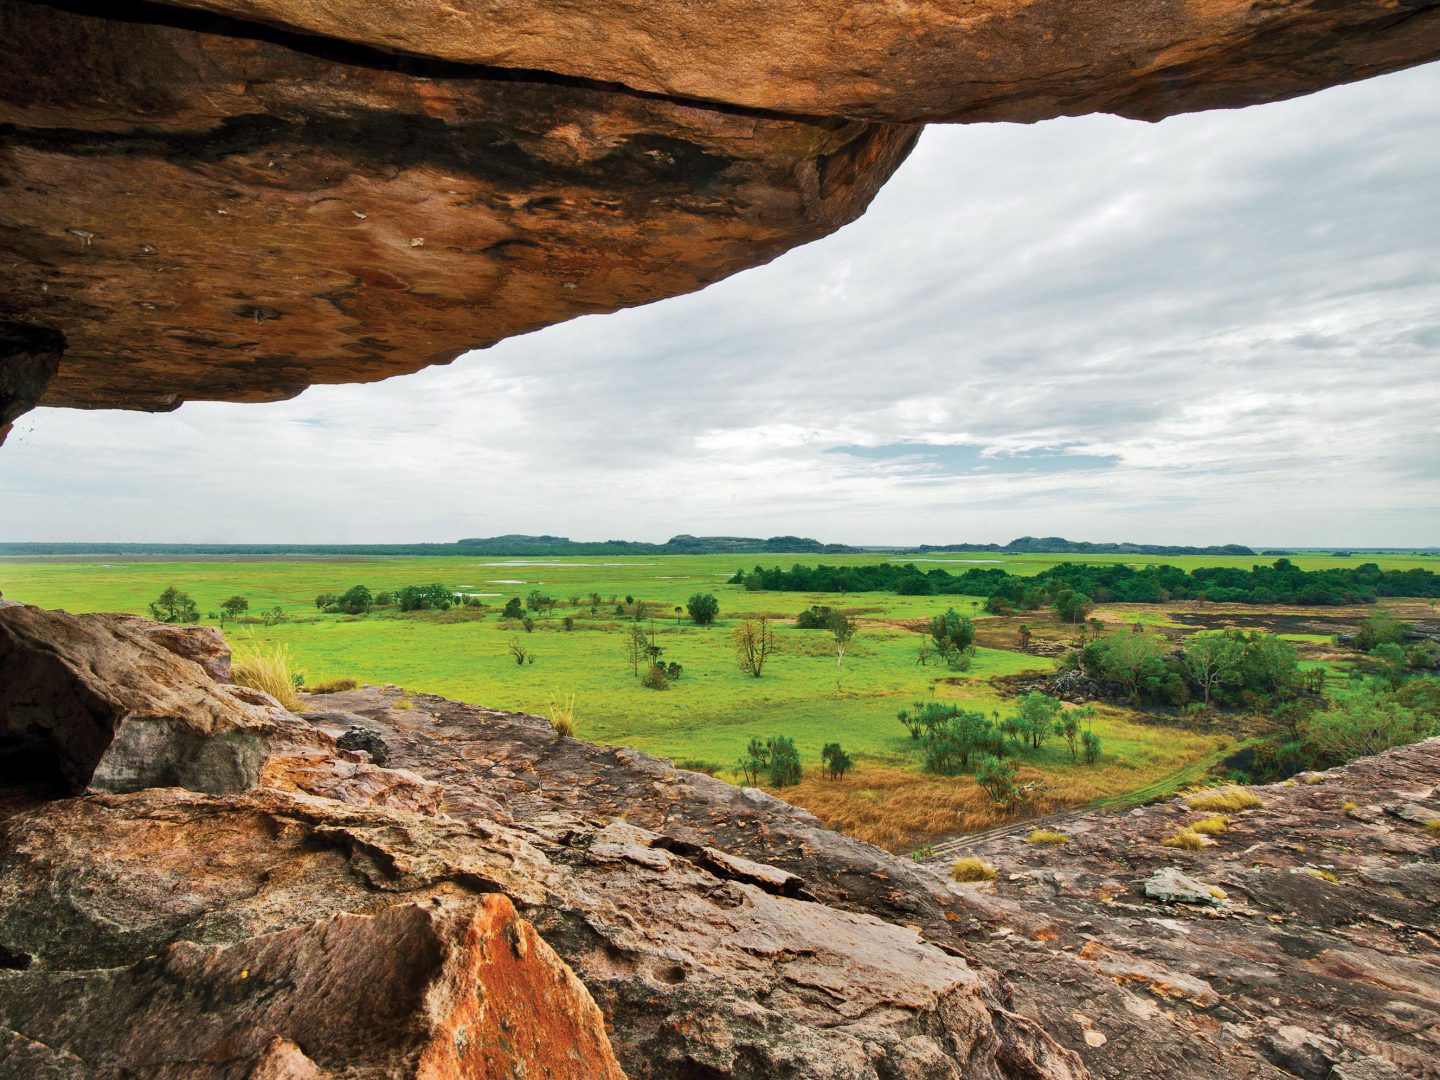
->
[4,63,1439,548]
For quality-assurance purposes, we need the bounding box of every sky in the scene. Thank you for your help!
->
[4,63,1439,548]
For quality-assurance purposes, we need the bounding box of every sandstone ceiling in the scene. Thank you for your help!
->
[1,0,1438,439]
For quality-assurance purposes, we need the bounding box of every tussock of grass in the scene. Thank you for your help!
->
[232,646,300,711]
[1189,815,1229,836]
[1184,786,1263,813]
[950,858,998,883]
[391,698,415,711]
[1299,866,1340,883]
[547,692,577,739]
[1427,819,1440,838]
[1161,828,1208,851]
[1341,801,1358,813]
[1302,773,1326,785]
[1207,885,1228,901]
[1027,829,1070,846]
[308,677,359,694]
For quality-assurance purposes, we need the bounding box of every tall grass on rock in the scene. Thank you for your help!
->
[1184,786,1263,813]
[547,692,577,739]
[232,644,301,711]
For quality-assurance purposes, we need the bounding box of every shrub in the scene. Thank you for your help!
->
[232,646,300,711]
[1161,829,1208,850]
[337,584,373,614]
[1189,815,1229,836]
[507,638,531,666]
[1026,829,1069,846]
[975,755,1019,805]
[562,616,574,631]
[820,742,854,780]
[687,593,720,626]
[641,665,670,690]
[521,616,535,633]
[308,677,359,694]
[732,618,777,678]
[1081,729,1103,765]
[502,597,524,619]
[1184,786,1263,812]
[547,693,577,738]
[950,858,997,883]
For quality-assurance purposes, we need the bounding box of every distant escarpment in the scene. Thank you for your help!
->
[4,0,1440,429]
[2,603,1437,1077]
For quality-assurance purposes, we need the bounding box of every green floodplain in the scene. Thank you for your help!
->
[4,549,1434,850]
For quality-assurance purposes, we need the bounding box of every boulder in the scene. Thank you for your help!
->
[1142,867,1224,906]
[0,605,274,793]
[0,896,627,1079]
[104,615,232,683]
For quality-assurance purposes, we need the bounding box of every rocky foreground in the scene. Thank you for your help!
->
[1,604,1437,1078]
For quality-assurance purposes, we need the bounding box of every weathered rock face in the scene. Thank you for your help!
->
[926,739,1440,1079]
[3,613,1437,1078]
[155,0,1440,123]
[0,896,627,1080]
[0,0,916,414]
[0,605,274,793]
[3,1,1438,425]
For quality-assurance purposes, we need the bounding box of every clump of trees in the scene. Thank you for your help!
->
[1079,627,1301,709]
[928,608,976,671]
[820,742,854,780]
[737,736,802,786]
[149,586,199,624]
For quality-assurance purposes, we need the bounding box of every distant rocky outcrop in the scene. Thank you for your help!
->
[2,607,1437,1077]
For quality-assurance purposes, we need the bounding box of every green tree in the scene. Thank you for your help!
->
[149,586,199,624]
[1182,631,1245,706]
[921,708,996,774]
[1084,630,1170,704]
[1051,588,1094,624]
[314,593,336,610]
[501,597,524,619]
[687,593,720,626]
[1302,689,1436,765]
[1354,610,1409,651]
[337,584,374,615]
[828,611,857,668]
[1081,730,1102,764]
[929,608,976,653]
[737,736,770,785]
[219,595,249,624]
[820,742,854,780]
[1009,692,1062,751]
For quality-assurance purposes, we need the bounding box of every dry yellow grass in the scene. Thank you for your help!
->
[547,692,577,739]
[1027,829,1070,846]
[308,676,359,694]
[1341,801,1358,813]
[950,858,998,883]
[1208,885,1228,901]
[1300,867,1340,883]
[1427,819,1440,838]
[1302,773,1326,785]
[778,766,1054,851]
[1189,815,1229,836]
[232,645,300,711]
[391,698,416,710]
[1184,786,1263,813]
[1161,828,1208,850]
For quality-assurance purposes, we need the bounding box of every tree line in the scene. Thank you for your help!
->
[730,558,1440,607]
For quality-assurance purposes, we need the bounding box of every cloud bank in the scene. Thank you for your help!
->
[4,63,1438,546]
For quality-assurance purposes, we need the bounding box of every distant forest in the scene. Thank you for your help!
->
[908,535,1256,557]
[733,559,1440,606]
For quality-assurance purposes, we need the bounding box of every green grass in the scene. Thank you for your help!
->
[3,549,1416,849]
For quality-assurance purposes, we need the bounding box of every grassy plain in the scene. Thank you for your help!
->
[3,550,1429,850]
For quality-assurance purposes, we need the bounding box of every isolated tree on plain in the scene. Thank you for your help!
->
[732,618,777,678]
[1182,631,1245,706]
[929,608,976,670]
[502,597,524,620]
[219,595,249,625]
[828,611,857,667]
[687,593,720,626]
[820,742,854,780]
[149,586,199,624]
[624,623,648,675]
[1016,623,1032,652]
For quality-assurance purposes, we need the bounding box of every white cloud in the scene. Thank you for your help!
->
[4,63,1440,546]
